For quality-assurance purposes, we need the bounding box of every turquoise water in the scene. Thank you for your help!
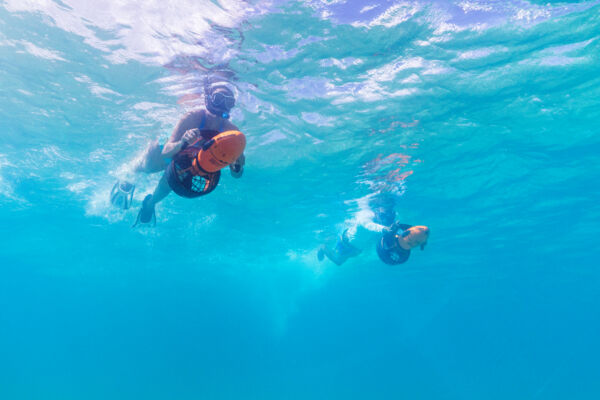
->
[1,0,600,398]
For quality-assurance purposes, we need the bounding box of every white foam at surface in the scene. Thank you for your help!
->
[0,38,65,61]
[88,149,112,163]
[319,57,363,70]
[543,39,596,56]
[132,102,166,111]
[253,44,300,64]
[401,74,420,84]
[366,57,426,82]
[74,75,122,99]
[458,1,493,13]
[41,145,73,164]
[67,180,93,194]
[301,112,335,127]
[256,130,287,147]
[519,38,595,67]
[2,0,266,65]
[457,47,505,60]
[20,40,66,61]
[514,7,551,23]
[359,5,378,14]
[351,2,420,28]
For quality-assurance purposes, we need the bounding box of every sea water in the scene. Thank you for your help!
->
[1,1,599,398]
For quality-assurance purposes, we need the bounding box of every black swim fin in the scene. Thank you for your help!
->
[133,194,156,227]
[110,180,135,210]
[317,246,325,262]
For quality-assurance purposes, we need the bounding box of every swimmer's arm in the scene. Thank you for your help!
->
[362,220,387,233]
[381,222,409,242]
[225,120,244,178]
[230,153,244,178]
[388,221,410,235]
[161,139,186,158]
[162,111,204,158]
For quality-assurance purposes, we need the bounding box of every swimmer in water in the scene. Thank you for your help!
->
[111,75,246,226]
[317,194,429,265]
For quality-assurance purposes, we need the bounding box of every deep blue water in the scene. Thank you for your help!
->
[1,0,600,398]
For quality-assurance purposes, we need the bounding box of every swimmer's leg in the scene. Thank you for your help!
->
[318,236,361,266]
[134,139,169,174]
[133,174,171,227]
[318,245,348,266]
[149,174,171,206]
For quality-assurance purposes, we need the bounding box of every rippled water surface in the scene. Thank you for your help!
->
[1,0,600,398]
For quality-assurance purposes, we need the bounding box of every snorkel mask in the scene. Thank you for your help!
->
[204,78,236,119]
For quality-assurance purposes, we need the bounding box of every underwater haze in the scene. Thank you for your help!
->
[1,0,600,398]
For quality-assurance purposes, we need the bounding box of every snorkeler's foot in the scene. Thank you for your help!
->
[317,246,325,262]
[110,180,135,210]
[133,194,156,227]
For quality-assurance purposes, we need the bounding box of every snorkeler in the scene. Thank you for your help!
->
[111,75,246,226]
[317,194,429,266]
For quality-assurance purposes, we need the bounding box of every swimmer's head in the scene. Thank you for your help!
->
[370,193,396,226]
[398,225,429,250]
[205,79,236,119]
[373,206,395,226]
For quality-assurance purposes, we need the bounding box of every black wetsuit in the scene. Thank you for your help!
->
[376,223,411,265]
[165,113,225,198]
